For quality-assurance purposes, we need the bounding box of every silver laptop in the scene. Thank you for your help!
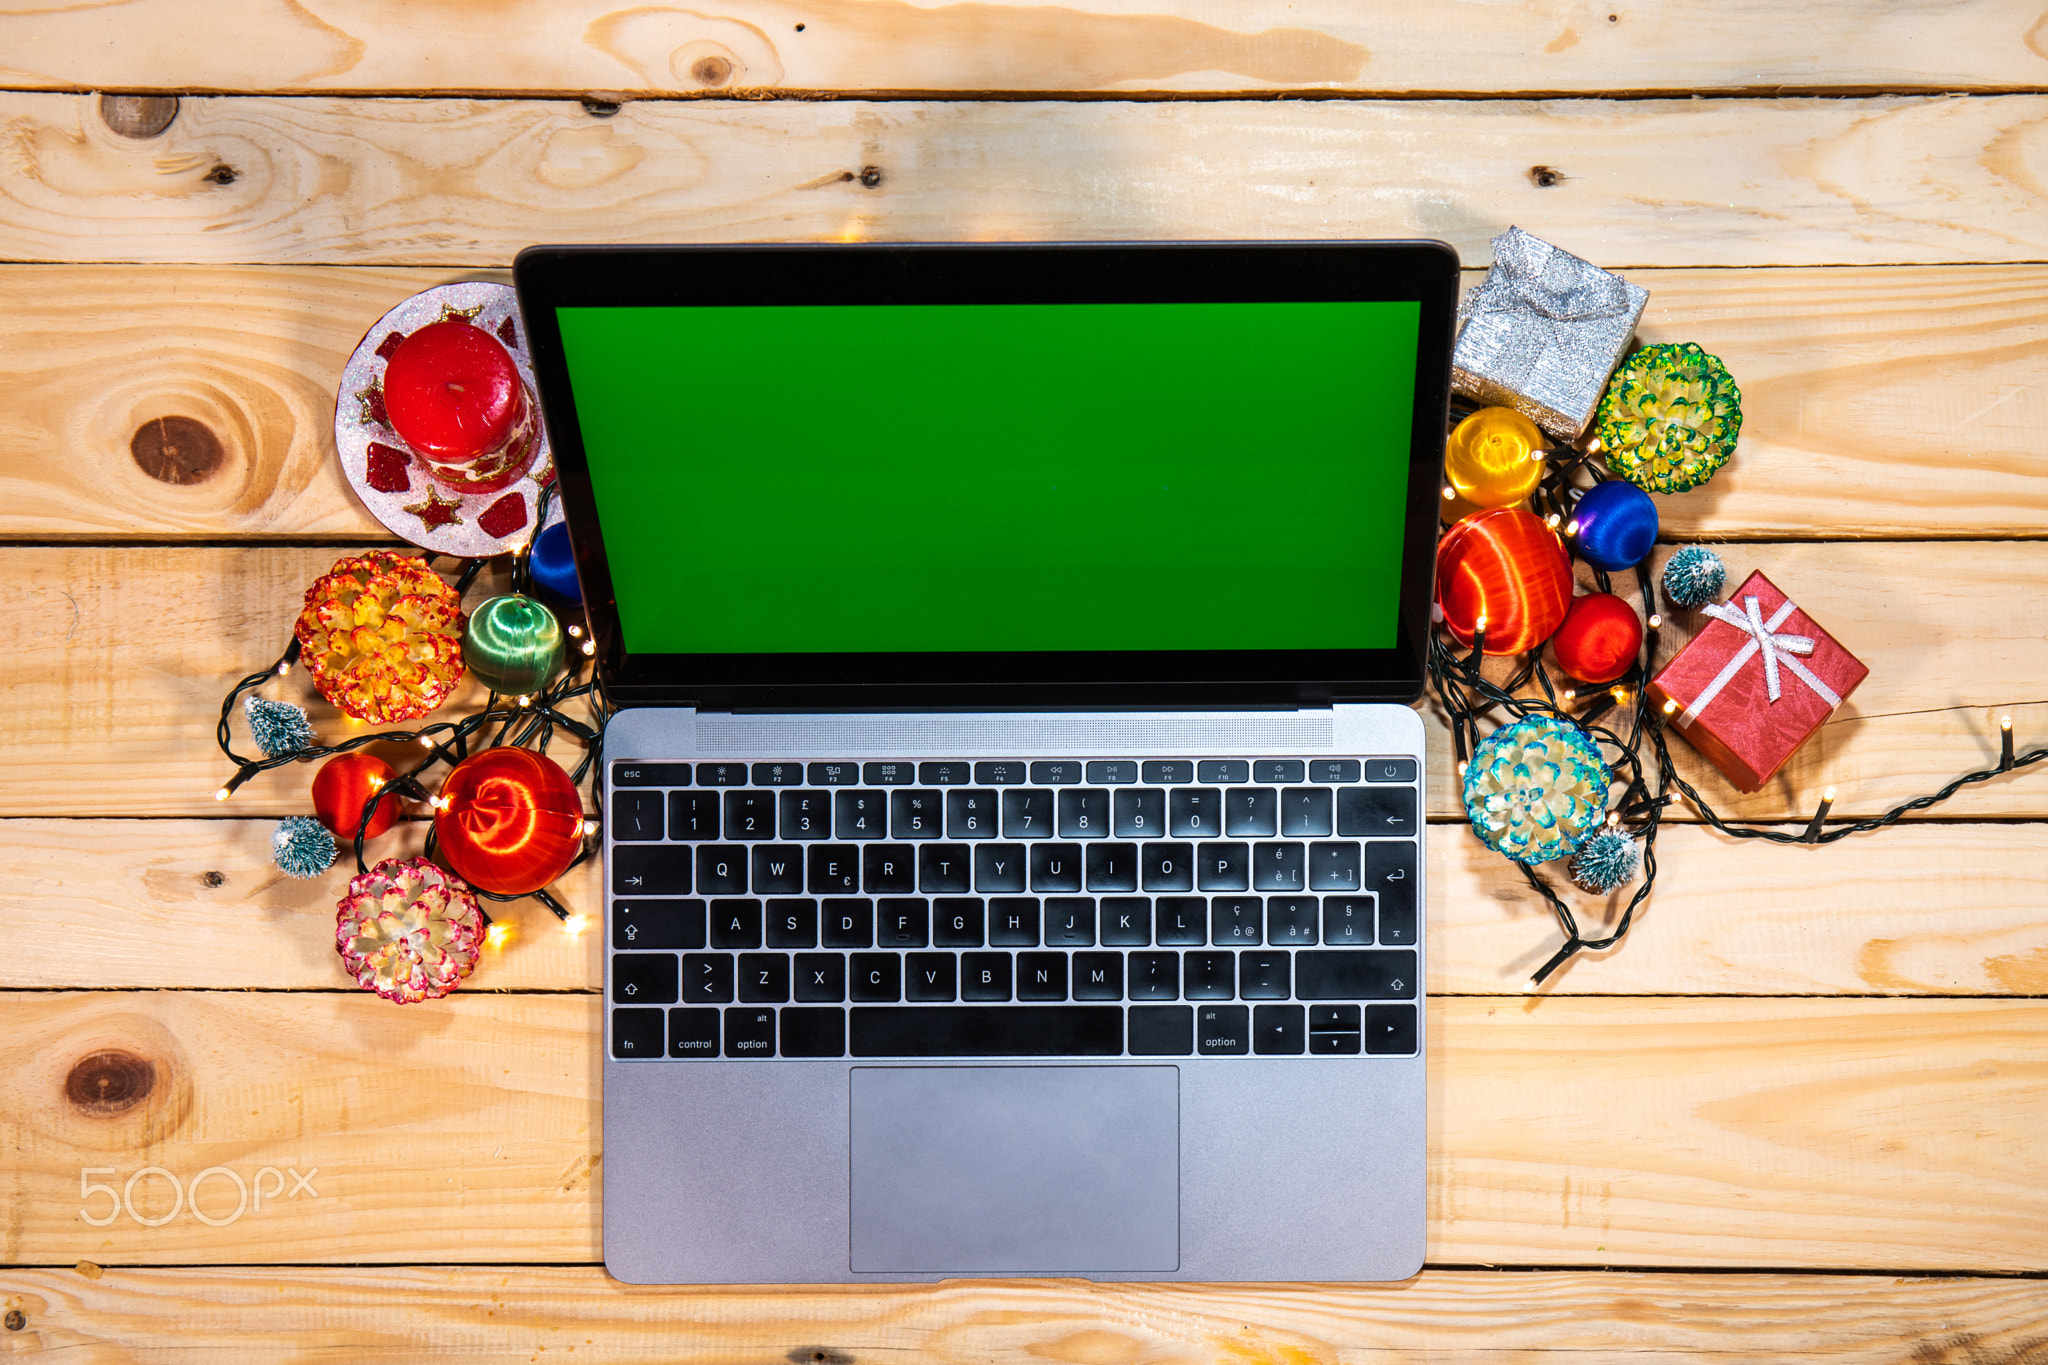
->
[515,241,1458,1283]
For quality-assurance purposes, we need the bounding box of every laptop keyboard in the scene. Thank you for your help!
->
[606,757,1420,1061]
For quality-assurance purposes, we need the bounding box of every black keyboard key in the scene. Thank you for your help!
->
[766,898,817,948]
[973,844,1028,893]
[1101,896,1150,946]
[1295,949,1417,1000]
[1142,760,1194,784]
[1310,1031,1362,1055]
[751,762,804,787]
[878,897,929,948]
[835,791,888,840]
[681,952,733,1003]
[974,761,1028,785]
[1280,787,1333,837]
[863,845,915,894]
[906,952,957,1001]
[1365,758,1417,783]
[1212,897,1262,945]
[1254,1003,1306,1054]
[724,1006,776,1057]
[1379,899,1417,946]
[794,952,845,1001]
[1323,896,1374,945]
[946,789,1000,839]
[808,845,861,894]
[709,898,762,949]
[614,845,692,896]
[1156,897,1206,946]
[613,953,680,1004]
[697,845,747,895]
[1085,760,1137,784]
[1072,952,1123,1000]
[1113,788,1166,838]
[1338,787,1417,838]
[1197,1004,1250,1055]
[612,899,705,950]
[1366,1004,1418,1054]
[1128,1004,1192,1054]
[1044,897,1095,946]
[612,789,664,841]
[1198,842,1250,891]
[667,792,718,840]
[1254,760,1305,784]
[1168,788,1224,838]
[1029,761,1082,785]
[1308,841,1362,891]
[1253,842,1306,892]
[613,762,690,787]
[667,1006,719,1057]
[850,952,901,1002]
[919,761,972,785]
[823,898,874,948]
[781,1006,845,1057]
[933,897,985,947]
[1225,788,1278,837]
[1128,951,1179,999]
[808,762,860,787]
[850,1005,1121,1057]
[1365,840,1417,925]
[1029,843,1083,892]
[1309,760,1361,784]
[918,844,972,894]
[989,897,1040,946]
[891,789,943,839]
[1239,951,1290,999]
[1199,760,1250,783]
[1310,1004,1361,1032]
[737,952,790,1002]
[696,762,748,787]
[863,762,914,786]
[779,790,832,840]
[1017,951,1067,1000]
[1001,789,1054,838]
[1085,842,1138,892]
[751,845,804,895]
[1185,951,1234,1000]
[1059,789,1110,838]
[611,1007,665,1058]
[961,951,1013,1000]
[1267,896,1318,945]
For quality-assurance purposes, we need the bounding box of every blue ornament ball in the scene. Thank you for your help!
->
[1661,544,1726,609]
[1571,479,1660,572]
[1569,827,1641,893]
[272,815,338,880]
[528,521,582,606]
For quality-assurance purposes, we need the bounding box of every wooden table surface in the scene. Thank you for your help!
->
[4,4,2048,1359]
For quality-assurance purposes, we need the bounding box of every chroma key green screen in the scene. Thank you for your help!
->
[557,300,1420,656]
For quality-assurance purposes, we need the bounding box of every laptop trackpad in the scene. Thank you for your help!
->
[849,1065,1179,1273]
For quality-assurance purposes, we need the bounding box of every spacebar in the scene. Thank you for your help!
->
[849,1006,1124,1057]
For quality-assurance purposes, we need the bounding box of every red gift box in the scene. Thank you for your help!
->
[1646,570,1868,792]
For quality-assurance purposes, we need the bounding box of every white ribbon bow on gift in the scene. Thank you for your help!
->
[1678,594,1843,728]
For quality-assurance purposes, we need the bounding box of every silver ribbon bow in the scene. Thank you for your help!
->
[1465,227,1635,327]
[1678,595,1843,727]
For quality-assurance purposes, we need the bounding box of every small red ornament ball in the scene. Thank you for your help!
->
[1435,507,1574,655]
[1551,592,1645,684]
[311,753,401,840]
[434,748,584,896]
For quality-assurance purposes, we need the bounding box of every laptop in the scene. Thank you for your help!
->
[514,240,1458,1284]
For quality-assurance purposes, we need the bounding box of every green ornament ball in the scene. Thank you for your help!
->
[1463,715,1611,864]
[1596,341,1742,494]
[463,594,564,696]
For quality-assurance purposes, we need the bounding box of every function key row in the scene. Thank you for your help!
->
[614,758,1419,788]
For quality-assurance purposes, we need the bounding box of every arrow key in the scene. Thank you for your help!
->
[1338,786,1415,838]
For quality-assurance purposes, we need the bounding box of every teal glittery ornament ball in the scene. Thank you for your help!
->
[1569,827,1641,893]
[1661,545,1726,609]
[463,594,564,695]
[1462,715,1611,863]
[245,696,316,758]
[273,815,337,879]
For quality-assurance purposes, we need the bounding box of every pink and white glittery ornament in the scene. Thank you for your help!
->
[335,857,485,1003]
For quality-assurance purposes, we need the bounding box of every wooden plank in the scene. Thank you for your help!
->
[6,818,2044,997]
[1,991,2043,1268]
[4,262,2045,540]
[8,0,2048,97]
[4,1267,2047,1363]
[6,92,2048,267]
[3,542,2040,820]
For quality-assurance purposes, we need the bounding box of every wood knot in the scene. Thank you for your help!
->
[691,55,734,86]
[1528,165,1566,188]
[66,1050,156,1116]
[204,164,239,186]
[99,94,179,139]
[3,1309,24,1331]
[130,415,225,485]
[581,97,621,118]
[859,165,883,188]
[789,1351,853,1365]
[200,870,227,889]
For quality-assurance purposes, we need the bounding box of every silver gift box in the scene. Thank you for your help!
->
[1452,226,1649,442]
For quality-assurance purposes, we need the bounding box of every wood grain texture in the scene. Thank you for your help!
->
[3,1267,2047,1363]
[1,991,2044,1268]
[8,0,2048,96]
[3,263,2045,539]
[5,92,2048,267]
[5,818,2045,997]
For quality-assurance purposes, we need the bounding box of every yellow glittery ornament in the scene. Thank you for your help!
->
[1444,407,1546,509]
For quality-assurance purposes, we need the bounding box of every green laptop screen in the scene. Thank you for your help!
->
[557,300,1420,656]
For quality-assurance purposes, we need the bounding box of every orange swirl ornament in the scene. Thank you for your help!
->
[433,748,585,895]
[1435,507,1574,655]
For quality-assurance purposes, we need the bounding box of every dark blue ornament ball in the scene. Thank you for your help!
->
[1572,479,1660,571]
[528,521,582,606]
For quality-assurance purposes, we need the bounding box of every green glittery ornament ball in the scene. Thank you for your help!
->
[463,594,564,696]
[1463,715,1611,864]
[1596,342,1742,494]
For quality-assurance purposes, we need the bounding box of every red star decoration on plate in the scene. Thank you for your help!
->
[402,486,464,530]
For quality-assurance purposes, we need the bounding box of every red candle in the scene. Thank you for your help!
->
[382,321,537,493]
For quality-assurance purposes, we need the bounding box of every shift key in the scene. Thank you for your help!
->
[1295,949,1417,1000]
[613,846,692,895]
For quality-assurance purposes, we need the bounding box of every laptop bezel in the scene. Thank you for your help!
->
[514,240,1457,708]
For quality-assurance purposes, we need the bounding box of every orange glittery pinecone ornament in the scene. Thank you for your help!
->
[294,551,466,723]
